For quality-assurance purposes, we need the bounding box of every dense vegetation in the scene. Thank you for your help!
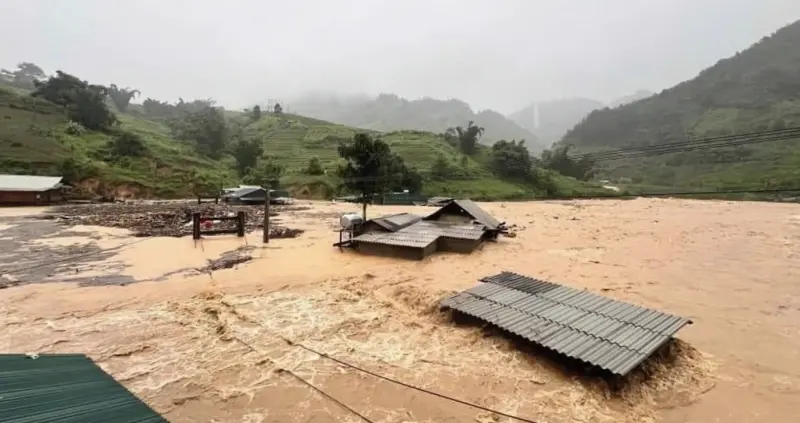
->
[559,20,800,191]
[0,65,608,201]
[291,93,544,150]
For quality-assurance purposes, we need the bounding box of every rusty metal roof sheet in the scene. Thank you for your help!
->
[441,272,692,376]
[0,354,165,423]
[353,231,438,248]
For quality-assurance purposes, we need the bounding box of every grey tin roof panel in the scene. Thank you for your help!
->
[0,175,63,192]
[404,220,485,240]
[353,231,438,248]
[369,213,424,232]
[442,272,691,376]
[452,199,502,230]
[0,354,165,423]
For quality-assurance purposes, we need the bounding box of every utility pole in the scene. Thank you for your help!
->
[262,187,271,243]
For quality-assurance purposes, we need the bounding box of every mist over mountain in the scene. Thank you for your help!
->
[608,89,656,108]
[291,93,545,150]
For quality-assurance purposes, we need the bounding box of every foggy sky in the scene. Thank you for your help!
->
[2,0,798,113]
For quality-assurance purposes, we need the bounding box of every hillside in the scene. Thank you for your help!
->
[607,90,654,109]
[0,86,605,200]
[290,93,544,150]
[560,20,800,190]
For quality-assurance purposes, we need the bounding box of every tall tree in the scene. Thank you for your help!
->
[0,62,46,89]
[108,84,140,112]
[172,104,228,158]
[251,105,262,121]
[32,71,117,130]
[490,139,533,181]
[273,102,283,114]
[338,133,408,218]
[232,137,264,175]
[455,120,484,155]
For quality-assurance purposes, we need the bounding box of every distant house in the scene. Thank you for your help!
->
[0,174,66,206]
[222,187,293,205]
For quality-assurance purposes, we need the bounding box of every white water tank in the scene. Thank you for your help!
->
[340,213,364,229]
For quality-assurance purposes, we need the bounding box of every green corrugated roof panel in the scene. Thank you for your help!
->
[0,354,167,423]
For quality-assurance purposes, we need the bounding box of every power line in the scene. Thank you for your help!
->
[282,338,540,423]
[570,127,800,162]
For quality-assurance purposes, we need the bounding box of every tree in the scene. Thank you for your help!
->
[455,120,484,155]
[142,98,176,118]
[251,105,262,121]
[232,137,263,176]
[538,144,594,181]
[338,133,405,218]
[172,104,228,158]
[430,153,451,180]
[490,139,534,180]
[306,156,325,175]
[187,170,222,200]
[108,85,140,112]
[243,158,285,188]
[32,71,117,131]
[0,62,46,89]
[273,102,283,114]
[108,130,147,157]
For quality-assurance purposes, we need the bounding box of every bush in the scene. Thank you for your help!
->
[64,121,86,136]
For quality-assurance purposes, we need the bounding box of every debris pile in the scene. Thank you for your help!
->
[45,202,309,238]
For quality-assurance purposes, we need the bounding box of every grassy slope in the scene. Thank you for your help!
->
[0,87,606,199]
[560,21,800,191]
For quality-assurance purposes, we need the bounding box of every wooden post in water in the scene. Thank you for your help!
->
[262,188,271,243]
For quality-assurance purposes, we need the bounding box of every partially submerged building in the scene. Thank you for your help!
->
[222,187,293,205]
[0,174,66,206]
[340,199,505,260]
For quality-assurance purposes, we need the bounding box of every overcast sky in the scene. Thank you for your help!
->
[1,0,798,113]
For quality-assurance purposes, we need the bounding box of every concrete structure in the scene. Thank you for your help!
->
[0,175,65,206]
[349,200,503,260]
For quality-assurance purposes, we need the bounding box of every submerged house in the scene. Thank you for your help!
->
[0,174,66,206]
[222,187,293,205]
[346,200,505,260]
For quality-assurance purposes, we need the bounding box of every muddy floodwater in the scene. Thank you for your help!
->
[1,199,799,422]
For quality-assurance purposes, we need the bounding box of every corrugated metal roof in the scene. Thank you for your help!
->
[452,200,502,230]
[369,213,424,232]
[441,272,691,376]
[424,199,502,230]
[224,186,264,198]
[353,231,438,248]
[0,354,166,423]
[0,175,63,192]
[403,220,485,240]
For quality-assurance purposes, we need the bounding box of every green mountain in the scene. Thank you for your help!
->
[607,90,655,109]
[560,20,800,190]
[291,93,544,151]
[0,84,604,200]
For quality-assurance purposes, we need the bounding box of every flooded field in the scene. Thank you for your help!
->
[1,199,799,422]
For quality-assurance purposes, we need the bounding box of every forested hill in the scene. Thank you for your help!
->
[290,93,544,151]
[561,20,800,149]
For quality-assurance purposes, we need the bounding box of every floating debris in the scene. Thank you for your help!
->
[46,202,309,238]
